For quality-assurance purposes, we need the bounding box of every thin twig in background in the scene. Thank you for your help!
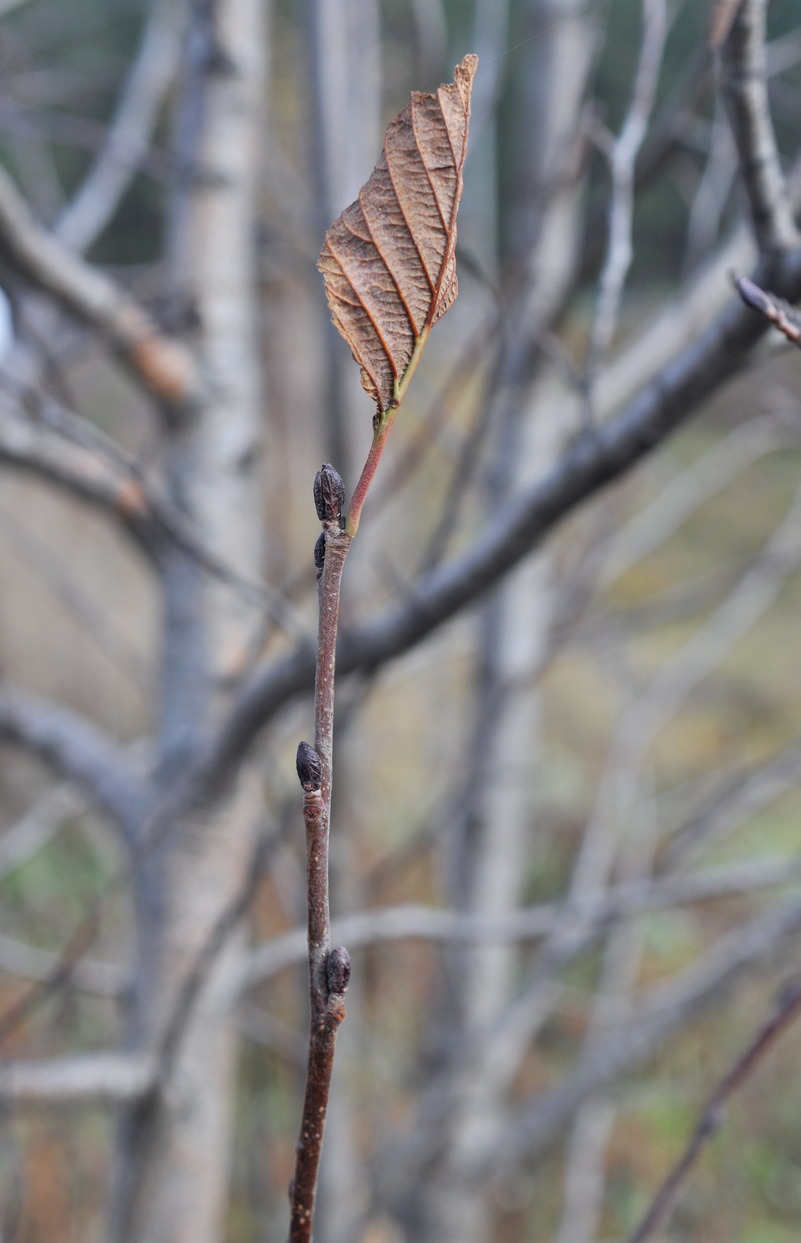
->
[736,272,801,345]
[720,0,799,251]
[54,0,187,253]
[584,0,668,396]
[0,164,199,411]
[625,977,801,1243]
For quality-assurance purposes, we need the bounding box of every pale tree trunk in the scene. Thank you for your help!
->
[411,5,596,1238]
[110,0,267,1239]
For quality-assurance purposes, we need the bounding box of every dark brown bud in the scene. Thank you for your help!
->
[313,463,345,523]
[296,741,322,791]
[313,532,326,572]
[326,946,351,995]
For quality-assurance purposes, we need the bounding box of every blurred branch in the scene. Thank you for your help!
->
[55,0,187,253]
[585,0,668,389]
[484,894,801,1175]
[721,0,799,251]
[0,1052,156,1105]
[0,683,146,844]
[556,784,658,1243]
[0,932,125,997]
[0,165,199,410]
[666,732,801,867]
[566,462,801,949]
[625,976,801,1243]
[589,411,795,590]
[0,782,84,879]
[243,854,801,986]
[207,244,801,780]
[0,384,308,639]
[0,499,150,684]
[736,272,801,345]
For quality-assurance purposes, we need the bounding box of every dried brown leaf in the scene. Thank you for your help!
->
[318,55,478,414]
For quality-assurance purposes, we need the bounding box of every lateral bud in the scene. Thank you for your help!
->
[326,946,351,995]
[313,532,326,572]
[296,741,322,792]
[313,463,345,523]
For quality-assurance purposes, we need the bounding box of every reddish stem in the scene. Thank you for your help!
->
[345,409,398,536]
[288,522,352,1243]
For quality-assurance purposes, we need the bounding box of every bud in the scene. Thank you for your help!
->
[313,463,345,523]
[313,532,326,572]
[326,946,351,995]
[296,741,322,791]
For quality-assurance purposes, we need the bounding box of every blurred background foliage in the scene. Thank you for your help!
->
[2,0,801,1240]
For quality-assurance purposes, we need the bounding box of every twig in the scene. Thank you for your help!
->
[0,932,124,997]
[720,0,799,252]
[483,895,801,1176]
[0,164,199,411]
[625,976,801,1243]
[0,682,147,844]
[208,246,801,777]
[0,377,309,638]
[244,854,801,987]
[288,467,353,1243]
[584,0,668,391]
[0,894,105,1045]
[55,0,187,253]
[736,273,801,346]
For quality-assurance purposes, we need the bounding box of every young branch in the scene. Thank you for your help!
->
[625,977,801,1243]
[720,0,799,251]
[288,468,353,1242]
[206,244,801,780]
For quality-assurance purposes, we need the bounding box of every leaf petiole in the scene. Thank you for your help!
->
[344,325,430,536]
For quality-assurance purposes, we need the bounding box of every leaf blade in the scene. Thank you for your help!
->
[318,54,478,414]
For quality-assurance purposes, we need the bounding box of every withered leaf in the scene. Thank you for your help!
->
[318,54,477,414]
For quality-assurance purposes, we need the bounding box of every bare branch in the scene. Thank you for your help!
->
[736,272,801,345]
[0,783,84,880]
[0,384,308,638]
[0,164,199,410]
[0,932,125,997]
[0,683,147,843]
[585,0,668,385]
[720,0,799,251]
[0,1052,156,1105]
[243,855,801,987]
[55,0,187,253]
[208,245,801,778]
[590,411,796,590]
[625,977,801,1243]
[484,894,801,1176]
